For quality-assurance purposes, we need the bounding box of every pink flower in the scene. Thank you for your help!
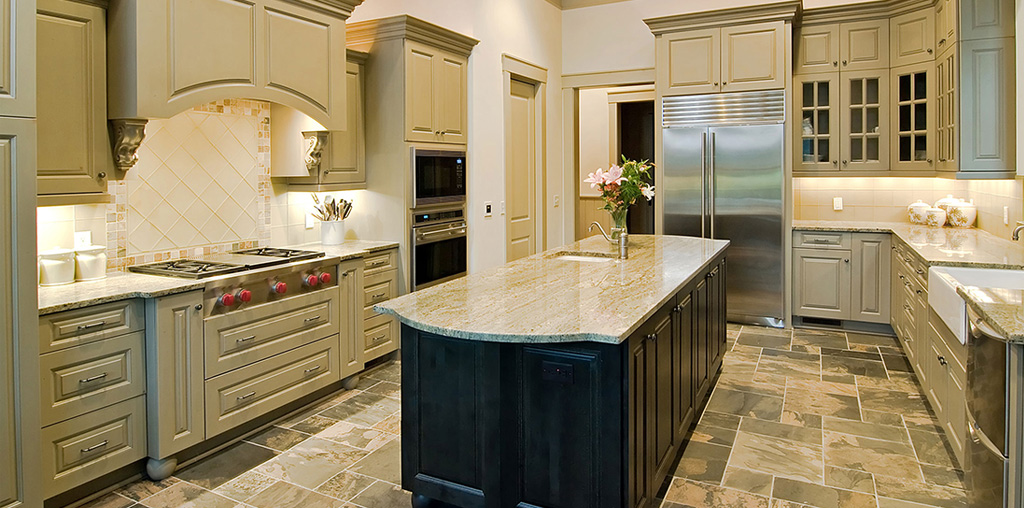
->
[605,165,624,185]
[584,168,606,189]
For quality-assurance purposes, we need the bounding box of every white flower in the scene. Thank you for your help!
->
[641,185,655,201]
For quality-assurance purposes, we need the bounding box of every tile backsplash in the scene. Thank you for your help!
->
[794,177,1024,238]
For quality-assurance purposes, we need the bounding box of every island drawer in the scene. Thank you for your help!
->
[794,231,851,249]
[204,336,340,437]
[363,249,398,274]
[39,299,145,353]
[39,332,146,426]
[364,270,398,320]
[364,313,398,360]
[41,395,147,497]
[204,290,339,378]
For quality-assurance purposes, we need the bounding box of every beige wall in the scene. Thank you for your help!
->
[794,177,1024,239]
[579,88,611,197]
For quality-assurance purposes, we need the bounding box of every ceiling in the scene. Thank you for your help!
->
[556,0,630,9]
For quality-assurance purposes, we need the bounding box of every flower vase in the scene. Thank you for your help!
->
[610,208,628,243]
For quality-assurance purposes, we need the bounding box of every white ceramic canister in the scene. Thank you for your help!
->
[38,248,76,286]
[947,199,977,228]
[321,220,345,245]
[934,195,960,214]
[907,200,930,224]
[925,207,947,227]
[75,245,107,281]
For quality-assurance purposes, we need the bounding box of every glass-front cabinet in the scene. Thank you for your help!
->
[935,46,957,172]
[795,74,840,170]
[891,62,934,170]
[840,70,889,171]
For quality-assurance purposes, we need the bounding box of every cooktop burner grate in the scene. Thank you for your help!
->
[231,247,325,261]
[128,259,247,279]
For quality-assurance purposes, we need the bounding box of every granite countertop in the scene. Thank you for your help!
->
[794,220,1024,344]
[374,235,729,345]
[38,240,399,315]
[793,220,1024,269]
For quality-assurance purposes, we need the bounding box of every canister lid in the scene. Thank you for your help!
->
[39,248,75,259]
[75,245,106,254]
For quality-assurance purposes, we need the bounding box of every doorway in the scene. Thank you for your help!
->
[617,100,655,235]
[506,79,538,262]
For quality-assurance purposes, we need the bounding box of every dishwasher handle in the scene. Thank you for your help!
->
[968,306,1008,342]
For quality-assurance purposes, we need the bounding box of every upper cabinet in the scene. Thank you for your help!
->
[795,0,1014,178]
[890,9,935,67]
[107,0,363,130]
[655,20,788,96]
[404,41,469,144]
[347,15,478,147]
[1,0,35,118]
[36,0,113,205]
[271,50,367,190]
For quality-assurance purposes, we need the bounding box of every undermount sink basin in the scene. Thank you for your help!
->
[550,251,616,263]
[928,266,1024,344]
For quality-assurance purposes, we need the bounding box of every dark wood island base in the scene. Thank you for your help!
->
[400,255,727,508]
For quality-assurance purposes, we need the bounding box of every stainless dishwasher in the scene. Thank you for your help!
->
[966,306,1009,508]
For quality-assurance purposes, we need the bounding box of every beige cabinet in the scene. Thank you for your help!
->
[1,0,35,118]
[795,25,840,75]
[362,249,399,362]
[405,40,468,145]
[107,0,358,130]
[793,248,851,319]
[890,9,936,67]
[840,20,889,71]
[890,62,935,170]
[959,37,1015,175]
[794,73,841,170]
[960,0,1014,40]
[36,0,113,205]
[145,291,204,468]
[839,69,889,171]
[0,117,41,508]
[793,232,891,324]
[924,310,967,466]
[658,21,785,96]
[338,259,364,379]
[935,0,958,51]
[935,45,958,172]
[270,50,367,191]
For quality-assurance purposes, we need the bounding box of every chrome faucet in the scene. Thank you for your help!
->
[1013,221,1024,241]
[589,222,629,260]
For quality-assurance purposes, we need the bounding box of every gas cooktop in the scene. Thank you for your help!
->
[128,247,326,279]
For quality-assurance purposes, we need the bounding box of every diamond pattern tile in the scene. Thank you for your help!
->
[127,110,261,255]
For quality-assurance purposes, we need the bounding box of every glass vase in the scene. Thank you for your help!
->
[609,208,628,243]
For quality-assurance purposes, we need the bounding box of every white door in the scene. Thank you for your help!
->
[506,79,537,261]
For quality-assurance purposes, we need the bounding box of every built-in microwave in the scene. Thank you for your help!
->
[413,148,466,208]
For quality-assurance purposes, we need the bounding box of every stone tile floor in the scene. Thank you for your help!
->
[81,325,965,508]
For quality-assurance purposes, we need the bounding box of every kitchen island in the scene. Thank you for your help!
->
[375,235,729,508]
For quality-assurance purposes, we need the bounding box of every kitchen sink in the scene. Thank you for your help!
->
[550,251,616,263]
[928,266,1024,344]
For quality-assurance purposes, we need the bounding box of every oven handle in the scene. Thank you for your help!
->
[414,225,468,245]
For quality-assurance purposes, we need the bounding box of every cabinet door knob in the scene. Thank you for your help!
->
[927,159,933,164]
[938,356,947,366]
[842,160,848,167]
[195,304,204,311]
[842,60,848,66]
[844,259,850,263]
[832,160,838,166]
[97,172,107,179]
[833,61,838,66]
[713,82,719,86]
[927,48,934,54]
[939,38,946,45]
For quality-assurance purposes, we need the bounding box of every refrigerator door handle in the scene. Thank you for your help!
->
[709,132,716,239]
[700,131,707,238]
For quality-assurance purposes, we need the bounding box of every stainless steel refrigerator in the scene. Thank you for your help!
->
[662,90,786,327]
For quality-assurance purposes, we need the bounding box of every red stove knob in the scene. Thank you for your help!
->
[272,282,287,294]
[236,289,252,303]
[217,293,236,307]
[319,272,332,284]
[304,274,320,287]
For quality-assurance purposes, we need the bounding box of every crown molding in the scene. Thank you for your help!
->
[281,0,364,19]
[346,48,369,64]
[800,0,935,25]
[645,0,800,35]
[347,15,480,56]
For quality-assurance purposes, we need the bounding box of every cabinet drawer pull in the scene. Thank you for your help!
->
[81,440,108,454]
[79,373,108,384]
[236,391,257,401]
[916,289,923,295]
[368,259,388,267]
[371,292,387,300]
[304,316,322,324]
[646,333,657,342]
[304,365,322,374]
[236,335,257,343]
[371,333,387,343]
[76,321,106,331]
[904,304,912,311]
[899,274,905,280]
[916,269,925,275]
[811,238,832,243]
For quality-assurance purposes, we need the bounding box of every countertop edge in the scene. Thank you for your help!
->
[39,284,204,315]
[375,240,729,345]
[956,286,1024,344]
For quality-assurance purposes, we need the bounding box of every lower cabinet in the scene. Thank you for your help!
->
[399,253,727,508]
[793,232,891,324]
[924,309,967,466]
[363,249,400,363]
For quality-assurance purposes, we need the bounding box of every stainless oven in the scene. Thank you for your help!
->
[413,148,466,207]
[411,207,467,291]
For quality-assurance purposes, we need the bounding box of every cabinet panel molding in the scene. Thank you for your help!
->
[796,24,840,74]
[659,28,720,96]
[721,21,785,92]
[0,0,35,117]
[263,6,339,120]
[169,0,255,95]
[960,0,1014,40]
[890,9,936,67]
[794,248,851,318]
[841,20,889,71]
[405,42,439,143]
[959,38,1015,173]
[851,234,891,323]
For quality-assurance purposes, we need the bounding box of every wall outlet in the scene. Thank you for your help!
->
[484,201,493,217]
[501,201,506,215]
[833,197,843,211]
[1005,206,1010,225]
[553,195,560,208]
[305,213,314,229]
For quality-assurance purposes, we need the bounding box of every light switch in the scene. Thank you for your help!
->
[1005,206,1010,225]
[305,213,314,229]
[484,201,493,217]
[833,197,843,211]
[501,201,506,215]
[553,195,560,208]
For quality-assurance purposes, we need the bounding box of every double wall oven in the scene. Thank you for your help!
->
[411,148,468,291]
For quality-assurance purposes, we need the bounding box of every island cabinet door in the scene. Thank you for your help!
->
[648,303,678,483]
[628,332,653,508]
[673,290,696,437]
[693,278,711,407]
